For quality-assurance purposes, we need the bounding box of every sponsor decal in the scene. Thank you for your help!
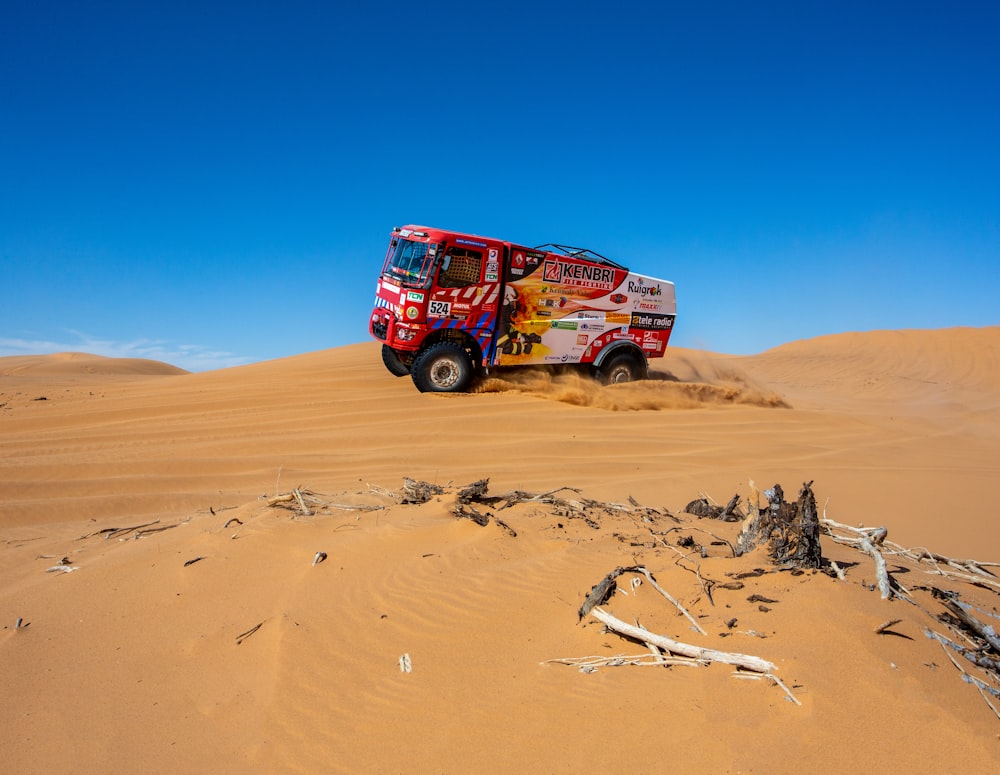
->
[526,252,544,265]
[381,280,401,295]
[630,312,674,330]
[628,278,662,297]
[638,300,662,311]
[577,311,602,320]
[488,248,498,260]
[406,291,425,302]
[456,237,487,248]
[453,302,472,311]
[405,306,419,320]
[536,309,552,317]
[606,312,630,324]
[487,261,499,273]
[486,272,498,281]
[428,300,451,317]
[551,320,578,330]
[577,334,589,346]
[609,293,628,305]
[579,322,605,332]
[513,252,525,267]
[542,259,617,290]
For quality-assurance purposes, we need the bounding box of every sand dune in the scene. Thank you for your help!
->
[0,351,189,378]
[2,327,999,772]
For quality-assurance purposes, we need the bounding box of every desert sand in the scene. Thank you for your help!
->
[2,328,999,773]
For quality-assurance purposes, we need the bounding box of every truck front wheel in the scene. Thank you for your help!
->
[411,342,475,393]
[598,352,647,385]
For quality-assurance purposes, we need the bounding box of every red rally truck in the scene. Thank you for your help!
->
[369,225,677,393]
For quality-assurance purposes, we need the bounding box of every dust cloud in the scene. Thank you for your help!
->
[472,364,789,411]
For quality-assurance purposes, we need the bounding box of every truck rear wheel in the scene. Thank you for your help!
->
[411,342,475,393]
[598,351,647,385]
[382,345,410,377]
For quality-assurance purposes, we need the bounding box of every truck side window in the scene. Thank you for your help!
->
[439,247,483,288]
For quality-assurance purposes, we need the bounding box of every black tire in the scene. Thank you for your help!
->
[411,342,475,393]
[598,351,647,385]
[381,345,410,377]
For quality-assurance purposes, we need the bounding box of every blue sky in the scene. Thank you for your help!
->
[2,1,997,370]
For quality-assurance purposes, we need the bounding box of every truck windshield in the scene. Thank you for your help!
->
[383,238,436,288]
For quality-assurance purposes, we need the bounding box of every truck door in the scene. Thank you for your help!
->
[426,240,504,367]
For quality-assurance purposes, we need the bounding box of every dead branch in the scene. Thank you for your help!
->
[735,482,822,568]
[578,567,623,620]
[925,568,1000,592]
[821,521,894,599]
[401,478,445,504]
[78,519,160,540]
[577,565,705,634]
[267,488,325,516]
[941,598,1000,653]
[544,653,708,671]
[633,566,706,635]
[927,629,1000,672]
[235,621,263,645]
[930,633,1000,720]
[858,531,894,600]
[591,607,776,673]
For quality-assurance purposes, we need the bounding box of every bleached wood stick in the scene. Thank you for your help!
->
[633,566,707,635]
[544,654,707,669]
[293,488,313,516]
[924,568,1000,591]
[857,533,893,600]
[591,607,776,673]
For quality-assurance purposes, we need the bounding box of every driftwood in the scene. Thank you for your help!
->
[940,598,1000,653]
[453,478,676,528]
[821,520,896,599]
[577,565,705,634]
[684,493,742,522]
[401,478,445,504]
[452,503,518,536]
[735,482,822,568]
[78,519,181,541]
[378,477,675,535]
[545,653,709,671]
[820,514,1000,718]
[267,488,325,516]
[235,621,263,645]
[590,607,776,674]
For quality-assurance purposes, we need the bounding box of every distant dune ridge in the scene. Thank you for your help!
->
[0,351,189,377]
[2,326,999,772]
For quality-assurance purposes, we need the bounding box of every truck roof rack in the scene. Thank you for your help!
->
[533,243,626,270]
